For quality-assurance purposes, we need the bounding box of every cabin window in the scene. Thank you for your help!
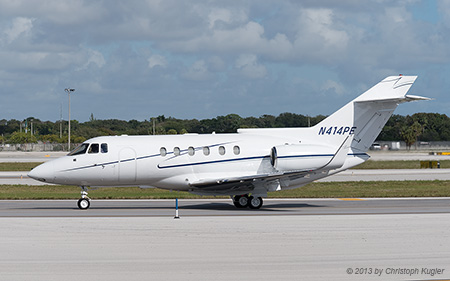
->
[203,146,210,156]
[219,146,226,155]
[188,146,195,156]
[233,146,240,155]
[101,143,108,153]
[88,143,99,154]
[68,143,89,156]
[174,147,181,156]
[160,147,167,156]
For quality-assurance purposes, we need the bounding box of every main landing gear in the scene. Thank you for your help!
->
[77,186,91,210]
[232,194,263,209]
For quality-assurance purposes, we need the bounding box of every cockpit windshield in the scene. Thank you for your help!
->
[68,143,89,156]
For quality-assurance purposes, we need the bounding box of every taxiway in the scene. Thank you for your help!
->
[1,198,450,217]
[0,199,449,281]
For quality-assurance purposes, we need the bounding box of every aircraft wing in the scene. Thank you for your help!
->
[189,135,353,195]
[188,169,311,195]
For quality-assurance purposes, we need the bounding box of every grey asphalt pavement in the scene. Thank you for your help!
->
[1,197,450,217]
[0,201,449,281]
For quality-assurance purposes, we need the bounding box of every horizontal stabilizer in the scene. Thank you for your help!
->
[405,94,432,101]
[354,76,418,102]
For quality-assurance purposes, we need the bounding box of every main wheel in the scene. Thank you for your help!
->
[248,196,263,209]
[233,195,249,208]
[77,198,90,210]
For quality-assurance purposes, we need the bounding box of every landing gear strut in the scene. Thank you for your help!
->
[232,194,263,209]
[77,186,91,210]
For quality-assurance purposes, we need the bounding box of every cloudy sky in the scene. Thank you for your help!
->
[0,0,449,122]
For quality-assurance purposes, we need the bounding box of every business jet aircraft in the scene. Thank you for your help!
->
[28,75,428,210]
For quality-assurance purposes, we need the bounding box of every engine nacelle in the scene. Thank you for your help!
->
[270,144,336,172]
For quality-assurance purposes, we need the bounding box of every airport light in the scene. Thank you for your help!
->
[65,88,75,151]
[60,103,63,139]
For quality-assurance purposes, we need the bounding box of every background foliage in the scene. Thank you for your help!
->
[1,112,448,144]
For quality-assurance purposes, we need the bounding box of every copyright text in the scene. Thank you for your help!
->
[346,267,445,277]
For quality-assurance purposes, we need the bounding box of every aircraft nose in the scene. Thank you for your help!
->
[28,162,55,183]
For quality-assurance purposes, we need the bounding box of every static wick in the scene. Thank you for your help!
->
[174,198,180,219]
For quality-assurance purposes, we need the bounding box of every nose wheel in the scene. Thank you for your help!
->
[77,198,90,209]
[77,186,91,210]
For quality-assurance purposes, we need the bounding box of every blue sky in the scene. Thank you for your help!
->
[0,0,449,122]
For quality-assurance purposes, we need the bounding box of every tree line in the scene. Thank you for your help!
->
[1,112,449,147]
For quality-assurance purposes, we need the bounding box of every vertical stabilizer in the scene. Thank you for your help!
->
[313,75,420,152]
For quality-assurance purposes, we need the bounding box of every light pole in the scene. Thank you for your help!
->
[65,88,75,151]
[59,103,62,139]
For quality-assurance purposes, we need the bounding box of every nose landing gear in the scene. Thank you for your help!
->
[77,186,91,210]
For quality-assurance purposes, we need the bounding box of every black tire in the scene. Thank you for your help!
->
[248,196,263,209]
[233,195,249,208]
[77,198,90,210]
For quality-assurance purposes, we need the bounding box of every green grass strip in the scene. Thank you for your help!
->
[1,181,450,200]
[352,160,450,169]
[0,162,43,171]
[270,181,450,198]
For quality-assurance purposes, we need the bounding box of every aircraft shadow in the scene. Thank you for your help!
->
[87,202,324,212]
[14,201,325,212]
[180,202,324,211]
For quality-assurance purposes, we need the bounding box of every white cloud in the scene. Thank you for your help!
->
[438,0,450,26]
[208,56,226,72]
[3,17,34,44]
[321,80,346,96]
[75,48,106,71]
[86,49,106,68]
[294,8,349,61]
[207,8,247,29]
[235,54,267,79]
[171,21,266,53]
[266,33,294,60]
[183,60,211,81]
[148,55,167,68]
[0,0,104,25]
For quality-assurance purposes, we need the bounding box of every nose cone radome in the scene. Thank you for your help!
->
[28,161,55,183]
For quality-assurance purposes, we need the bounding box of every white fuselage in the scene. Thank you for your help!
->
[29,130,365,194]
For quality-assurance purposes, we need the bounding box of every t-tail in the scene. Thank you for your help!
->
[314,75,429,154]
[237,75,429,172]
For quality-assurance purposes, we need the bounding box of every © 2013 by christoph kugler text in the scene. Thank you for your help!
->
[349,267,445,277]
